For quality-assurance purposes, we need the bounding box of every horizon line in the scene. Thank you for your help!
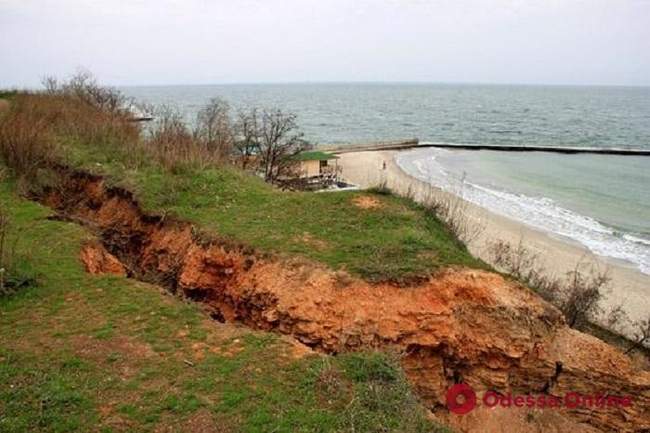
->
[114,80,650,89]
[3,79,650,90]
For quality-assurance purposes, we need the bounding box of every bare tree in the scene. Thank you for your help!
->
[233,107,260,170]
[44,69,127,115]
[41,76,59,94]
[194,97,233,161]
[626,316,650,354]
[257,109,309,183]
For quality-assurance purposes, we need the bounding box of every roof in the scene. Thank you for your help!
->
[291,151,339,162]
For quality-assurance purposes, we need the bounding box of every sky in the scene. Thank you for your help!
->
[1,0,649,87]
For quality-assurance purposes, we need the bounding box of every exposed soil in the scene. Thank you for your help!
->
[352,195,382,209]
[81,241,127,276]
[39,168,649,433]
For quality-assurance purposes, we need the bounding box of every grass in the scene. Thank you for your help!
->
[0,88,474,430]
[0,178,450,432]
[2,89,485,283]
[65,144,485,283]
[0,90,18,101]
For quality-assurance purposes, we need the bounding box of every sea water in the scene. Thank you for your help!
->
[122,83,650,274]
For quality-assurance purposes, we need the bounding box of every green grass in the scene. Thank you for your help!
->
[0,90,18,100]
[63,140,485,283]
[0,179,450,432]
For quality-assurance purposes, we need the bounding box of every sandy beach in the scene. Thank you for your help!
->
[337,150,650,335]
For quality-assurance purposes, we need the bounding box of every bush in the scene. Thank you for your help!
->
[0,94,59,176]
[0,73,140,178]
[488,239,609,329]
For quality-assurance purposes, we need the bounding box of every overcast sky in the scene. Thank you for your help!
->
[1,0,649,87]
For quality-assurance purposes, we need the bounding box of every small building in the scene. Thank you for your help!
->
[291,151,339,178]
[283,151,341,190]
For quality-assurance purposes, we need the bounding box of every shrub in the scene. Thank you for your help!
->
[0,95,58,176]
[421,180,484,244]
[0,72,140,178]
[560,263,609,328]
[488,239,610,329]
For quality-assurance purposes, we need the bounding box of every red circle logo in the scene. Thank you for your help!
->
[446,383,477,415]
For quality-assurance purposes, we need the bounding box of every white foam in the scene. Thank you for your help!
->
[396,149,650,275]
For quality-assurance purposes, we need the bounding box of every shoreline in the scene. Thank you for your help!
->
[336,149,650,334]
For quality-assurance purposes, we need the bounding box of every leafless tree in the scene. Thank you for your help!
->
[41,76,59,94]
[626,316,650,354]
[42,70,126,115]
[257,109,309,183]
[194,97,233,161]
[233,107,260,169]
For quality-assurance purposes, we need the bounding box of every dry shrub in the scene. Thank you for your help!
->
[489,239,548,289]
[144,106,197,171]
[0,95,58,176]
[421,180,484,244]
[0,72,140,177]
[627,316,650,354]
[2,71,311,178]
[142,105,231,172]
[0,99,10,116]
[561,262,610,328]
[43,70,127,116]
[488,239,610,329]
[40,72,139,148]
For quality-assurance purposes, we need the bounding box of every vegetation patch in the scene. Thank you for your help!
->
[0,179,449,432]
[0,77,485,283]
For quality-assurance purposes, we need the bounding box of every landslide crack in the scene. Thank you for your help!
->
[32,167,649,433]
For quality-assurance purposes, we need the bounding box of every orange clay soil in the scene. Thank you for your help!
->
[41,169,649,433]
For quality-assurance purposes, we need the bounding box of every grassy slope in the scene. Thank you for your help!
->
[67,142,485,283]
[0,179,449,433]
[0,93,477,431]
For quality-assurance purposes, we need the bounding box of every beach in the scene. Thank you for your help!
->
[337,149,650,334]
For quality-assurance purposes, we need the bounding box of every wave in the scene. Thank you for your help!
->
[395,148,650,275]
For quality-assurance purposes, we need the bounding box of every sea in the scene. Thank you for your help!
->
[121,83,650,275]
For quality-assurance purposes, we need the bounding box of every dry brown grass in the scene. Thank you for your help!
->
[0,85,139,177]
[0,74,233,176]
[141,105,232,173]
[0,95,58,176]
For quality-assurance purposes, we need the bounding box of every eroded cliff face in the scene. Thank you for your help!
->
[45,170,649,433]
